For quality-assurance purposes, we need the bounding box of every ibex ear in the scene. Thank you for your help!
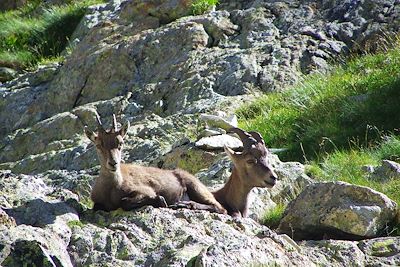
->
[84,126,97,143]
[119,121,130,138]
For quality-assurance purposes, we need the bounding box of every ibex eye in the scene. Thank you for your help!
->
[247,159,257,164]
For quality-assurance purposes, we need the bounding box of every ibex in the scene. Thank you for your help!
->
[213,128,278,218]
[85,114,226,214]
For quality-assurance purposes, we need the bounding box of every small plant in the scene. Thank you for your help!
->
[191,0,218,15]
[261,203,286,229]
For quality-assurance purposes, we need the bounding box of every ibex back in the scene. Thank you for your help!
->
[85,114,226,214]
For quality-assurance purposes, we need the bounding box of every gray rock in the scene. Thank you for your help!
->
[1,0,400,265]
[199,113,238,130]
[195,134,242,150]
[278,182,398,240]
[371,160,400,181]
[0,68,18,83]
[198,128,226,138]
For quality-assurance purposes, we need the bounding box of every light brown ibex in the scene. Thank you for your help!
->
[213,128,278,218]
[85,114,226,214]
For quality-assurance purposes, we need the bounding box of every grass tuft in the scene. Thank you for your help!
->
[261,203,286,229]
[191,0,218,15]
[0,0,104,70]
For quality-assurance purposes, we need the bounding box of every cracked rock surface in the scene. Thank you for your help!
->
[1,0,400,266]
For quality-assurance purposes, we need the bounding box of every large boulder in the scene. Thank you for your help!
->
[278,182,398,240]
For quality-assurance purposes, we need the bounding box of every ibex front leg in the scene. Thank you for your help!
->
[169,201,223,213]
[120,190,168,211]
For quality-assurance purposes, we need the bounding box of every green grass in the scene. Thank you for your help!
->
[261,203,286,229]
[191,0,218,15]
[237,44,400,162]
[0,0,104,70]
[238,42,400,222]
[307,135,400,205]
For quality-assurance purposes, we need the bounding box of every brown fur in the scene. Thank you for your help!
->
[212,129,278,218]
[85,116,226,214]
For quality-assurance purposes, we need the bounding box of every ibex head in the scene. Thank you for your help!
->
[85,114,129,172]
[225,128,278,188]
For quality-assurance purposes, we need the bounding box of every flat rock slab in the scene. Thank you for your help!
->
[195,134,242,150]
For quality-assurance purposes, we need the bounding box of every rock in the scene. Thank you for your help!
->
[199,113,238,131]
[0,68,18,83]
[155,144,220,174]
[198,128,226,138]
[0,0,27,12]
[66,207,317,266]
[278,182,398,240]
[195,134,242,150]
[0,226,74,267]
[300,239,366,266]
[0,209,16,229]
[1,0,400,265]
[370,160,400,181]
[196,156,232,186]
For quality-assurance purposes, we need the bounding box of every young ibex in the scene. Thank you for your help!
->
[213,128,278,218]
[85,114,226,214]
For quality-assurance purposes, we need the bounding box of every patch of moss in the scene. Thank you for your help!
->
[67,220,85,228]
[371,239,396,256]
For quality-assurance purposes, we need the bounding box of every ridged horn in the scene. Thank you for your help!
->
[229,127,257,150]
[95,113,105,133]
[249,131,265,145]
[112,114,118,133]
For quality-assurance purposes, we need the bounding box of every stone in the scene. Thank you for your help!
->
[278,182,398,240]
[195,134,242,150]
[155,144,220,174]
[0,68,18,83]
[199,113,238,131]
[1,0,400,265]
[0,209,16,229]
[371,160,400,181]
[198,128,226,138]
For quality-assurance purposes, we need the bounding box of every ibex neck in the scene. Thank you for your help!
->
[99,166,123,186]
[215,167,253,217]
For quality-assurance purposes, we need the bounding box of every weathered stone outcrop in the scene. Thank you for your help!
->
[278,182,398,240]
[1,0,400,265]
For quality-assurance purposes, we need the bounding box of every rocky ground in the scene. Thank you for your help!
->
[1,0,400,266]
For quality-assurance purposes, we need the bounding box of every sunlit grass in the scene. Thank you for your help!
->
[0,0,104,70]
[237,43,400,161]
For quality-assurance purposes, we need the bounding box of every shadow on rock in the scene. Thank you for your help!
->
[4,198,79,227]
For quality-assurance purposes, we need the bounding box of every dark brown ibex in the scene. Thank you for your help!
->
[213,128,278,218]
[85,114,226,214]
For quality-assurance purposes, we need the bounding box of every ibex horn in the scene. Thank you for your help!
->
[249,131,265,145]
[112,114,118,133]
[95,113,105,133]
[229,127,257,150]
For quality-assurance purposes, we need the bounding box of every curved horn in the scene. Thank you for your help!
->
[112,114,118,133]
[249,131,265,145]
[229,127,257,150]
